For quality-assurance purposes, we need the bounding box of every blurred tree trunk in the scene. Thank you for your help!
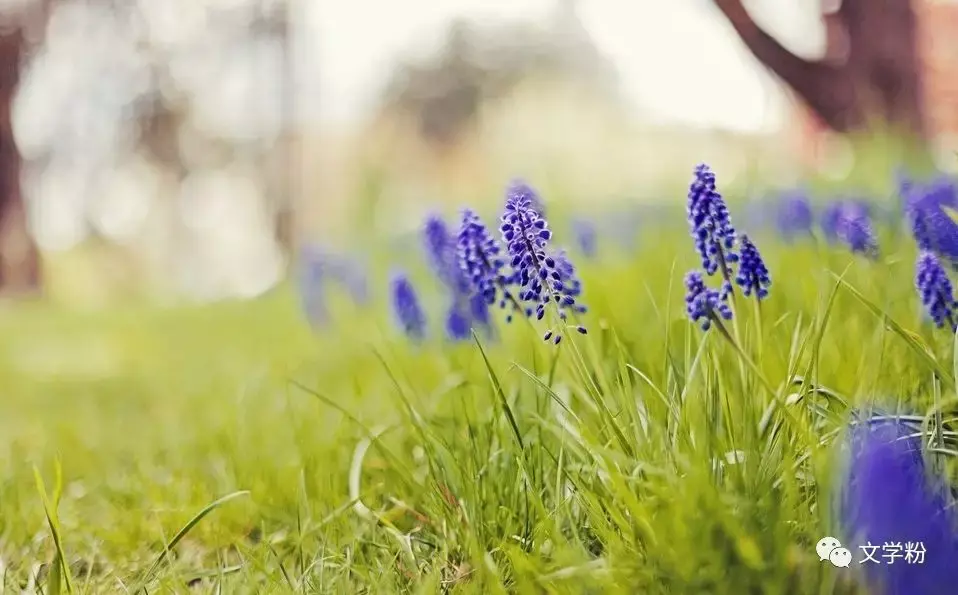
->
[714,0,927,147]
[0,27,40,296]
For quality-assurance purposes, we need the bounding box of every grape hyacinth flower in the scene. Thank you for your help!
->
[839,213,879,257]
[445,304,472,341]
[298,247,328,328]
[775,190,813,240]
[840,415,958,595]
[915,251,957,331]
[822,202,878,257]
[554,249,585,302]
[735,234,771,300]
[820,201,858,242]
[457,208,522,322]
[500,182,587,343]
[821,201,872,244]
[468,291,491,328]
[425,213,491,338]
[684,271,732,331]
[508,179,546,217]
[903,176,958,268]
[390,272,426,340]
[572,218,597,258]
[687,163,738,280]
[423,215,471,294]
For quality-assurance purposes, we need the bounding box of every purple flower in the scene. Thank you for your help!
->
[508,179,546,217]
[916,251,957,331]
[424,215,470,294]
[822,201,878,257]
[457,208,520,321]
[554,249,585,302]
[776,190,813,240]
[298,246,328,328]
[572,218,597,258]
[735,234,770,300]
[687,163,738,280]
[903,177,958,267]
[425,213,493,336]
[684,271,732,331]
[840,217,879,257]
[840,415,958,595]
[469,291,491,327]
[500,182,587,342]
[390,271,426,340]
[820,201,861,241]
[444,304,472,341]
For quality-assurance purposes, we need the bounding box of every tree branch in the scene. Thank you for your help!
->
[712,0,863,132]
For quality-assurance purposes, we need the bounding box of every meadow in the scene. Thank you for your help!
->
[2,168,957,594]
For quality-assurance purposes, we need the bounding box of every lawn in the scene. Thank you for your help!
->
[0,190,953,594]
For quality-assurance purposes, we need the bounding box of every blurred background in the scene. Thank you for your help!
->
[0,0,954,307]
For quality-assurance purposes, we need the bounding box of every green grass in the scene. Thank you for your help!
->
[0,225,953,593]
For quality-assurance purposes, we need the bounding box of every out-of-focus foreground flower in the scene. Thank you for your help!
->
[839,415,958,595]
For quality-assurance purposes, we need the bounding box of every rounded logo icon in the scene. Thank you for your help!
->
[816,536,842,561]
[829,547,852,568]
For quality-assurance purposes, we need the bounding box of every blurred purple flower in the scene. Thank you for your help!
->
[298,247,328,328]
[457,208,520,322]
[840,415,958,595]
[445,303,472,341]
[776,190,813,240]
[822,201,878,257]
[423,214,471,295]
[916,251,957,331]
[572,218,597,258]
[425,213,491,337]
[903,176,958,267]
[390,271,426,340]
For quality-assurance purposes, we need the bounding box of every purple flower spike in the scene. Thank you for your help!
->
[840,415,958,595]
[687,163,738,281]
[821,201,878,257]
[423,215,470,295]
[572,218,597,258]
[457,208,519,321]
[684,270,732,331]
[390,271,426,341]
[904,176,958,268]
[776,189,814,240]
[444,304,472,341]
[500,181,587,342]
[916,251,957,332]
[735,234,771,300]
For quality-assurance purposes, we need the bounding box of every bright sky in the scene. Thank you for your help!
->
[312,0,823,133]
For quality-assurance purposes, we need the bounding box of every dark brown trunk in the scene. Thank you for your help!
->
[714,0,927,141]
[0,27,39,296]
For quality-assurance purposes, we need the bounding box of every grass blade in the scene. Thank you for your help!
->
[136,490,250,591]
[34,463,73,594]
[833,273,955,386]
